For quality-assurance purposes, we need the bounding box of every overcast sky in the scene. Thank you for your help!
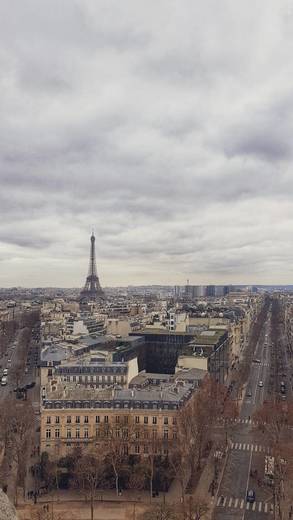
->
[1,0,293,287]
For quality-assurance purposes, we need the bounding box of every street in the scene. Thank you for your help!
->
[214,304,278,519]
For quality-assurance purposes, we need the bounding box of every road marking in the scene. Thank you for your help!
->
[231,442,270,453]
[216,496,275,513]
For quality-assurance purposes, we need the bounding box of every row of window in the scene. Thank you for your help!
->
[44,401,177,410]
[61,375,125,383]
[57,442,169,456]
[46,415,176,425]
[45,428,176,441]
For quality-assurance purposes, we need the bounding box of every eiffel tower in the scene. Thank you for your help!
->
[80,232,104,301]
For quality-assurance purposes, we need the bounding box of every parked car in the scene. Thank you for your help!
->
[258,381,264,387]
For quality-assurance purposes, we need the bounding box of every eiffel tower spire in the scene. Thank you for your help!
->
[80,232,104,301]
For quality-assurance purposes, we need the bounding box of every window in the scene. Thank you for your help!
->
[152,429,157,439]
[46,417,51,424]
[84,428,89,438]
[115,416,120,424]
[164,417,168,425]
[66,429,71,439]
[75,416,80,424]
[144,417,148,424]
[76,429,80,438]
[115,429,120,438]
[46,429,51,439]
[163,429,168,440]
[66,416,71,424]
[55,416,60,424]
[135,445,140,454]
[172,417,177,425]
[144,430,149,439]
[84,416,89,424]
[55,429,60,438]
[143,445,149,454]
[152,417,157,425]
[135,431,140,439]
[123,445,128,455]
[123,416,128,424]
[104,416,109,423]
[173,431,177,440]
[95,416,100,423]
[95,428,100,438]
[135,416,140,424]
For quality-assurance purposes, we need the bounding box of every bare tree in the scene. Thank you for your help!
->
[254,399,293,519]
[0,398,35,500]
[143,502,178,520]
[143,497,209,520]
[31,508,62,520]
[99,415,134,496]
[73,449,105,520]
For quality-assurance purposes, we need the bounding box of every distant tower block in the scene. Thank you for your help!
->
[80,232,105,301]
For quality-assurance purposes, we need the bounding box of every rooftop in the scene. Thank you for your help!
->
[42,379,195,410]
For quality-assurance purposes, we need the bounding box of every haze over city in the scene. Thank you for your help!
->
[1,1,293,287]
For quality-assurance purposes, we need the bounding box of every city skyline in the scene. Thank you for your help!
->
[1,1,293,287]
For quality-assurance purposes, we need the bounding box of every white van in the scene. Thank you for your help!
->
[1,377,7,386]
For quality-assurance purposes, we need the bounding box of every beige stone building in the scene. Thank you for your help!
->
[40,378,199,460]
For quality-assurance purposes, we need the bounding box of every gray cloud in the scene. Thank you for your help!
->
[1,0,293,286]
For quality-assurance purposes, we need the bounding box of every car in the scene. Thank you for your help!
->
[253,359,261,364]
[246,489,256,503]
[3,369,8,376]
[246,389,252,397]
[258,381,264,387]
[25,367,28,374]
[7,359,11,364]
[1,377,7,386]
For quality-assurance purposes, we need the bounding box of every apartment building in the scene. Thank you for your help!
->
[40,380,197,459]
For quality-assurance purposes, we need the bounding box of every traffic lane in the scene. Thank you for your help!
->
[214,509,243,519]
[246,451,274,505]
[241,364,262,419]
[218,450,252,500]
[215,506,273,520]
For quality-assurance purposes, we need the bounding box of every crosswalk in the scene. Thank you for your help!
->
[218,417,254,425]
[216,496,274,514]
[234,418,254,425]
[231,442,270,453]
